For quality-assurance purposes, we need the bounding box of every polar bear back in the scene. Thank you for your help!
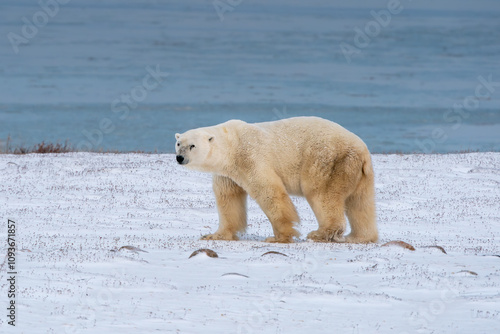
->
[225,116,370,196]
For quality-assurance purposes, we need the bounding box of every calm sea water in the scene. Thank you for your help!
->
[1,0,499,153]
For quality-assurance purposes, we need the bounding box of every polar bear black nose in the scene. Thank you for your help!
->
[176,155,184,164]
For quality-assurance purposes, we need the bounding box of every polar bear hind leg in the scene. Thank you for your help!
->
[306,190,347,242]
[344,160,378,243]
[305,152,378,243]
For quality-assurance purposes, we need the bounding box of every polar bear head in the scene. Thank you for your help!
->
[175,129,215,171]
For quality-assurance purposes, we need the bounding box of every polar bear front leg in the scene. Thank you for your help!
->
[250,180,300,243]
[201,175,248,241]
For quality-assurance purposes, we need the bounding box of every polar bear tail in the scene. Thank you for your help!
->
[344,155,379,243]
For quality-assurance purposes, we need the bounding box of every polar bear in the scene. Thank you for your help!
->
[175,117,378,243]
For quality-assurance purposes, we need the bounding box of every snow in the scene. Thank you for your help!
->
[1,152,499,333]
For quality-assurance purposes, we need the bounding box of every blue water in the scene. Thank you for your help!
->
[1,0,499,153]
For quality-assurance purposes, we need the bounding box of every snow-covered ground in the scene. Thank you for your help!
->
[1,153,499,333]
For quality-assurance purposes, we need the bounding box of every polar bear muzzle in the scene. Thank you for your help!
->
[176,155,187,164]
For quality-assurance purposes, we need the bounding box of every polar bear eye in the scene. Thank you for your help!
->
[190,144,195,150]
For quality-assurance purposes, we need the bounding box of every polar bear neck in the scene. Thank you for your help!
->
[204,120,243,176]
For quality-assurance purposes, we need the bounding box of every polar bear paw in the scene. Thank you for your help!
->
[264,236,294,243]
[344,232,378,244]
[307,229,345,243]
[201,233,238,241]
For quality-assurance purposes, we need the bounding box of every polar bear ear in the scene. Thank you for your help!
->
[175,133,180,140]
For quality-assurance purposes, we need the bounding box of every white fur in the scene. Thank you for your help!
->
[175,117,378,243]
